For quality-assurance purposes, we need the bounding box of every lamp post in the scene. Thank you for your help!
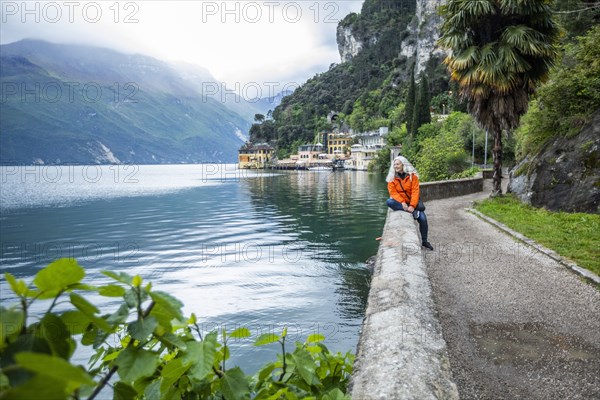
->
[472,128,475,167]
[484,130,489,168]
[390,146,402,163]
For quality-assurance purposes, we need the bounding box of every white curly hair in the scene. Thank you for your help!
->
[386,156,418,182]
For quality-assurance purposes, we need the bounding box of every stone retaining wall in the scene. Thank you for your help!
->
[349,174,484,398]
[420,175,483,201]
[349,210,459,399]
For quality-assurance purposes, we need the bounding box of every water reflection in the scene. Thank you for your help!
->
[243,170,388,319]
[0,166,389,374]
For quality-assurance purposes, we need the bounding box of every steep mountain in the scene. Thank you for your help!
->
[338,0,443,74]
[400,0,446,75]
[266,0,448,151]
[0,40,250,164]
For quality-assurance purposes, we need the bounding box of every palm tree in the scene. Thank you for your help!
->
[438,0,560,195]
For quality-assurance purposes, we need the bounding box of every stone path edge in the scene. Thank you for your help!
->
[466,208,600,285]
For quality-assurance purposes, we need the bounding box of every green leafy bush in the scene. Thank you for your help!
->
[1,260,354,399]
[414,129,469,182]
[450,166,480,180]
[372,112,489,180]
[515,26,600,160]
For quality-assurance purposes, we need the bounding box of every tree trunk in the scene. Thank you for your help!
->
[491,129,503,196]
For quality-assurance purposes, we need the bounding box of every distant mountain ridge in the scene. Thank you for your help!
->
[171,60,291,122]
[0,40,286,164]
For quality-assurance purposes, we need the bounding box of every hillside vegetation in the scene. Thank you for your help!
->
[253,0,598,190]
[515,25,600,164]
[263,0,451,155]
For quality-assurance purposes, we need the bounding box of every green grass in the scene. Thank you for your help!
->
[474,195,600,276]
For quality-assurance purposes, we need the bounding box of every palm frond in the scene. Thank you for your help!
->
[502,25,538,51]
[447,46,479,70]
[479,42,498,68]
[460,0,497,18]
[457,68,485,88]
[438,31,473,50]
[470,85,490,99]
[497,44,519,68]
[497,44,531,74]
[446,10,470,29]
[500,0,552,16]
[489,73,518,95]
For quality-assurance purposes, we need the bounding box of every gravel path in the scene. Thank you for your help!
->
[424,180,600,399]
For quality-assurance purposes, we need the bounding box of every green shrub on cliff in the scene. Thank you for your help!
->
[515,26,600,161]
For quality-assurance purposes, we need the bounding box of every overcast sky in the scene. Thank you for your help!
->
[0,1,364,96]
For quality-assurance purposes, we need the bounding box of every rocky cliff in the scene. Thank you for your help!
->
[337,0,445,74]
[400,0,446,75]
[337,25,364,62]
[509,111,600,213]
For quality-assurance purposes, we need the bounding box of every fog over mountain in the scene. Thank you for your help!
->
[0,40,289,164]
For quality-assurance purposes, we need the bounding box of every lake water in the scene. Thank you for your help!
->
[0,164,388,374]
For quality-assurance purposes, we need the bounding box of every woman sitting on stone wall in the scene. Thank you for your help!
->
[386,156,434,251]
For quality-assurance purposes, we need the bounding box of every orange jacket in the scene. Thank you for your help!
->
[388,173,420,208]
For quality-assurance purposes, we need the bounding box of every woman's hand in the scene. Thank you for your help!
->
[407,205,415,213]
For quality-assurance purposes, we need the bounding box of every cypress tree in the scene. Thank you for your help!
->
[405,67,416,134]
[418,74,431,126]
[411,74,431,136]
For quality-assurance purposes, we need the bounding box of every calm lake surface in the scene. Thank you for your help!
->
[0,164,388,373]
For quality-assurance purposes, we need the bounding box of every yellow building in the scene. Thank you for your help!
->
[327,133,351,158]
[238,143,274,169]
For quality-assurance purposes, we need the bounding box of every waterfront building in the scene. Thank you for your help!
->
[326,133,351,158]
[296,143,333,169]
[297,143,325,162]
[346,127,388,170]
[238,143,274,169]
